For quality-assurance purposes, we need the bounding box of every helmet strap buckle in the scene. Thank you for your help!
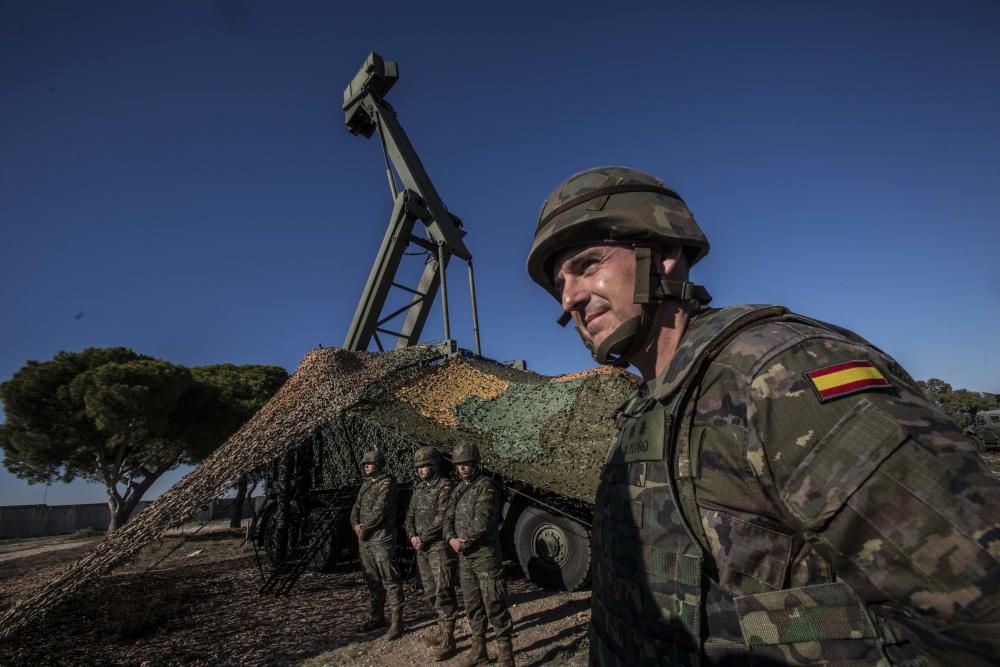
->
[632,244,655,305]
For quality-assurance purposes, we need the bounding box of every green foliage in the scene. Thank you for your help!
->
[68,528,105,540]
[177,364,288,463]
[917,378,1000,428]
[0,347,171,485]
[0,347,287,531]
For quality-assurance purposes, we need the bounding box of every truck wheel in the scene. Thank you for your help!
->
[304,503,356,572]
[255,504,280,565]
[513,506,590,591]
[304,504,335,572]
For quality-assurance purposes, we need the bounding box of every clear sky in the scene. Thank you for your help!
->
[2,1,998,506]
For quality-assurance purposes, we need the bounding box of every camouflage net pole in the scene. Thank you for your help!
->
[0,345,441,640]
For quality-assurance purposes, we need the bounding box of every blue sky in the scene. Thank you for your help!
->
[2,1,998,506]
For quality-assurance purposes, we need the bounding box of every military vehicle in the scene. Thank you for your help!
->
[257,347,636,594]
[254,53,633,595]
[0,53,629,641]
[972,409,1000,450]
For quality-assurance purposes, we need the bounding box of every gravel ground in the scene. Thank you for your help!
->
[0,532,588,666]
[3,449,996,666]
[0,538,101,564]
[980,449,1000,478]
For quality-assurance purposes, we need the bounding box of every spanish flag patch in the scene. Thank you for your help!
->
[804,360,891,402]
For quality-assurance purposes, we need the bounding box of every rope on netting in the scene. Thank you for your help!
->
[139,517,213,575]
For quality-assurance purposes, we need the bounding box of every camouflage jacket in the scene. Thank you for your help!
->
[592,305,1000,666]
[404,474,452,551]
[444,472,501,556]
[349,472,397,544]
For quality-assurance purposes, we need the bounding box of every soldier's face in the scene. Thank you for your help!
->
[456,463,474,479]
[552,244,641,353]
[417,464,433,481]
[362,463,376,477]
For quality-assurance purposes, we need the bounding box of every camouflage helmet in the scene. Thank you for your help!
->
[526,166,710,300]
[361,449,384,467]
[413,445,440,467]
[451,443,481,465]
[527,166,712,366]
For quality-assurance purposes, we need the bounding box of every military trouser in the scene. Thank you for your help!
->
[458,548,512,639]
[359,540,403,613]
[416,546,457,622]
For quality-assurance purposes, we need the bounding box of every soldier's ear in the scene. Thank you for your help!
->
[658,244,688,280]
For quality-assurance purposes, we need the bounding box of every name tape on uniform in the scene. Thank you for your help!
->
[620,409,665,463]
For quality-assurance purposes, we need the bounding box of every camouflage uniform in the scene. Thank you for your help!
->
[444,471,513,642]
[591,305,1000,666]
[405,473,457,623]
[350,471,403,618]
[527,166,1000,665]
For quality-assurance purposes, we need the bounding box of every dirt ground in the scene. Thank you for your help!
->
[0,529,588,667]
[3,451,997,666]
[981,449,1000,478]
[0,535,101,564]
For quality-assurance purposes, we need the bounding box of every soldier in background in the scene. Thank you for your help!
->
[445,443,515,667]
[350,449,404,640]
[526,166,1000,665]
[404,446,458,660]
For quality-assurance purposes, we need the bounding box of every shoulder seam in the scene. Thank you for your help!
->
[742,322,864,380]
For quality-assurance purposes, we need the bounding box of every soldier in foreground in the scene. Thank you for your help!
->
[404,446,458,660]
[445,444,515,667]
[350,449,404,640]
[526,166,1000,665]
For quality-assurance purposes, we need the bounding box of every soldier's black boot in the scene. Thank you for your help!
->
[422,619,443,647]
[497,637,515,667]
[432,620,456,661]
[359,608,387,632]
[459,634,489,667]
[384,608,404,640]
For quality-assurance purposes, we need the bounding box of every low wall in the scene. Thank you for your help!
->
[0,497,265,539]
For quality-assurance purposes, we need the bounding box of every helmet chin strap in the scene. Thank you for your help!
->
[593,311,649,366]
[560,244,712,367]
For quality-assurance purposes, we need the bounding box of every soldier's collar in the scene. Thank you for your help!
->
[647,305,790,401]
[644,310,714,401]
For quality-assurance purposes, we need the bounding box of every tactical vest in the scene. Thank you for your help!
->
[355,473,396,544]
[453,474,501,555]
[412,476,450,550]
[590,305,896,666]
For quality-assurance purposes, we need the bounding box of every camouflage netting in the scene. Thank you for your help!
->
[265,356,638,514]
[374,358,637,502]
[0,345,638,639]
[0,345,440,640]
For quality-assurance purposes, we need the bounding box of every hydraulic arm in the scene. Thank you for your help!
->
[342,53,481,355]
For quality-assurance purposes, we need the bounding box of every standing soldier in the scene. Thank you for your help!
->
[526,166,1000,665]
[404,446,458,660]
[445,443,515,667]
[350,449,405,640]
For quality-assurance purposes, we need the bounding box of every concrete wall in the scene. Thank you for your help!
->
[0,497,265,539]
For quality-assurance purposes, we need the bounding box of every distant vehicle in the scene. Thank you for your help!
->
[972,409,1000,451]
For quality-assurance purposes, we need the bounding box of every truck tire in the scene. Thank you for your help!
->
[513,506,591,591]
[304,502,357,572]
[255,503,280,565]
[304,504,336,572]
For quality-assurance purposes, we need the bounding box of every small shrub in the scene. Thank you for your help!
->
[68,528,104,540]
